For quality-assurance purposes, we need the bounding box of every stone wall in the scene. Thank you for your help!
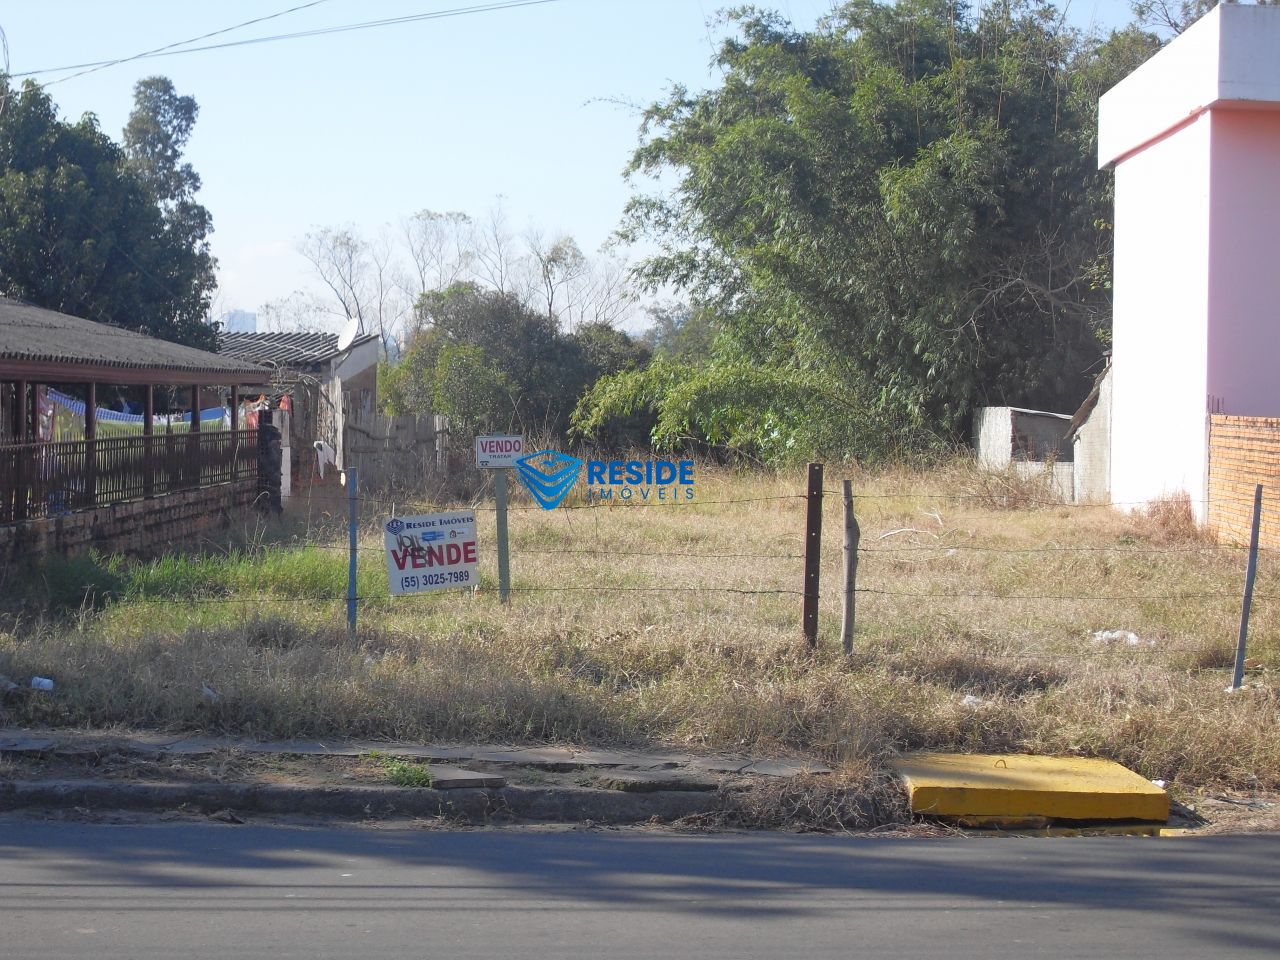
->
[0,479,260,563]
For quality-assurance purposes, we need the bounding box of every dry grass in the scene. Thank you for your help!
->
[1,457,1277,796]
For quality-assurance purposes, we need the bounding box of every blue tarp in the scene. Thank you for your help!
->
[47,388,225,423]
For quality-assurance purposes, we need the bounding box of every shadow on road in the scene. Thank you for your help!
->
[2,823,1279,952]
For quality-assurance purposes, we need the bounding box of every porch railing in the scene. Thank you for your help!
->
[0,429,259,524]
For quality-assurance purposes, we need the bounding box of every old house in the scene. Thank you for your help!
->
[0,298,270,559]
[218,330,438,494]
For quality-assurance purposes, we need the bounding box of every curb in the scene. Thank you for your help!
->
[0,779,723,824]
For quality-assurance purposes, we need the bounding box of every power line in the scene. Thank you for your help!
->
[22,0,337,89]
[13,0,565,87]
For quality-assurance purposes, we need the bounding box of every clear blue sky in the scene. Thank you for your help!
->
[2,0,1137,326]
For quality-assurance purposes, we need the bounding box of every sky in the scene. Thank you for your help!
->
[1,0,1138,332]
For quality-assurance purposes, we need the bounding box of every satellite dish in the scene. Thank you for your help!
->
[336,318,361,352]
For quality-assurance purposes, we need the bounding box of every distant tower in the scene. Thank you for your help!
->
[1099,4,1280,519]
[223,310,257,334]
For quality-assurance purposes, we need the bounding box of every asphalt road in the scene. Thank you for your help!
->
[2,820,1278,959]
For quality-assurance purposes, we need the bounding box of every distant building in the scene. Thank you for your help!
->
[972,406,1074,501]
[223,310,257,334]
[218,331,439,494]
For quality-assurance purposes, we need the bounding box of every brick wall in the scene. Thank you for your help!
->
[0,479,260,563]
[1207,415,1280,548]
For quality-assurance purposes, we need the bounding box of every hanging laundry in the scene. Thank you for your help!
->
[313,440,337,478]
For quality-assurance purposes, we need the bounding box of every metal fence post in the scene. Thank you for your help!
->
[802,462,824,649]
[1231,483,1263,692]
[346,467,359,642]
[841,479,860,655]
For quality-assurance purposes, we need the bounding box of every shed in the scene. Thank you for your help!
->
[973,406,1074,501]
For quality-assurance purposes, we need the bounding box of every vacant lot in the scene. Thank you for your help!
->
[1,460,1276,793]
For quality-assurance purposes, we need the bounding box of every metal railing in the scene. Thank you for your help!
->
[0,429,258,523]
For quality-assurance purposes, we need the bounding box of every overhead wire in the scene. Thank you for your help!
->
[18,0,338,89]
[13,0,565,89]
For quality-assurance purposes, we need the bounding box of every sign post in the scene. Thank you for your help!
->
[345,468,358,641]
[476,435,523,604]
[494,470,512,603]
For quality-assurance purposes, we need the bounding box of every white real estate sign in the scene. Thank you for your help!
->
[475,434,525,469]
[384,510,478,596]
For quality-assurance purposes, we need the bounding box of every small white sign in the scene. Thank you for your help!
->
[384,511,478,596]
[475,434,524,469]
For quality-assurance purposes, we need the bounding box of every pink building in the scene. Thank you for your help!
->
[1099,3,1280,518]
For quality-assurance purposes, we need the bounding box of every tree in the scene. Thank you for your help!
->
[639,301,716,362]
[298,225,406,352]
[382,282,649,443]
[1131,0,1276,36]
[579,0,1162,461]
[401,210,474,311]
[123,76,201,205]
[0,78,218,348]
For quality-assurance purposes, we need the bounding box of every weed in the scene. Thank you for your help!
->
[1128,492,1219,545]
[381,757,434,788]
[1,461,1275,794]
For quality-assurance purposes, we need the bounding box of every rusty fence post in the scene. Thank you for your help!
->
[802,462,824,649]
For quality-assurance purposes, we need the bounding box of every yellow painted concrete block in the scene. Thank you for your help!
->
[891,753,1170,823]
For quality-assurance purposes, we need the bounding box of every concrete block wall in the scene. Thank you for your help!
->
[0,479,260,563]
[1072,367,1113,505]
[1207,415,1280,548]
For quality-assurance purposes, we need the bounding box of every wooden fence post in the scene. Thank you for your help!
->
[802,462,824,649]
[841,479,860,655]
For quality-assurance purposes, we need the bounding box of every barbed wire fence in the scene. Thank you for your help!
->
[77,461,1275,683]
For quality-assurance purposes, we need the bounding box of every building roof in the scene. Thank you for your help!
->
[218,330,379,369]
[219,331,339,368]
[0,298,270,386]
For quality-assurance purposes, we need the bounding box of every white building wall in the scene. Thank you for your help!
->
[1108,111,1213,516]
[973,407,1014,470]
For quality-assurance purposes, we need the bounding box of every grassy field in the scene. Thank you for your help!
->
[1,459,1277,799]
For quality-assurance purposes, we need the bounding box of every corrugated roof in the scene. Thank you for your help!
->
[218,331,377,368]
[0,298,269,383]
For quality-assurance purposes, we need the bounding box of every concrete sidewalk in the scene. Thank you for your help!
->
[0,728,834,825]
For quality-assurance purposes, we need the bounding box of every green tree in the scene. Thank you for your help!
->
[384,283,571,436]
[123,76,201,204]
[0,78,217,348]
[581,0,1161,461]
[639,301,717,363]
[382,283,650,443]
